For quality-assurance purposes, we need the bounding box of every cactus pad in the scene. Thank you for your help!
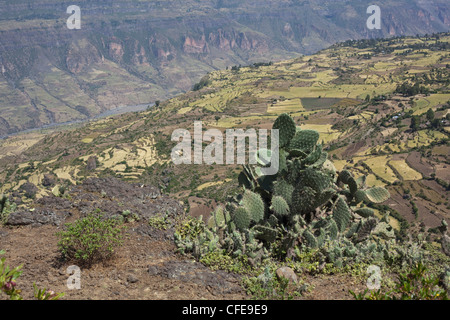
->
[234,207,251,230]
[355,207,375,218]
[273,179,294,205]
[303,229,318,248]
[364,187,390,203]
[333,196,351,232]
[289,130,320,153]
[254,225,278,242]
[272,113,296,148]
[292,186,316,215]
[270,195,290,217]
[300,167,331,193]
[242,190,265,223]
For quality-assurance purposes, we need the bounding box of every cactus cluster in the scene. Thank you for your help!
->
[174,213,221,260]
[174,113,393,265]
[218,113,392,261]
[0,194,16,224]
[0,194,7,214]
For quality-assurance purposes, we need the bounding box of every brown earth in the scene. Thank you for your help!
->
[0,177,366,300]
[406,151,434,178]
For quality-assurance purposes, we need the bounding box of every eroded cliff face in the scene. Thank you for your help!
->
[0,0,448,135]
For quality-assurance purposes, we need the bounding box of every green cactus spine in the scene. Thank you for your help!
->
[333,196,351,232]
[272,113,296,148]
[242,190,265,223]
[233,207,251,231]
[364,187,390,203]
[270,196,290,218]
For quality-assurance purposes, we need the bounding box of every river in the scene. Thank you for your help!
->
[0,103,153,140]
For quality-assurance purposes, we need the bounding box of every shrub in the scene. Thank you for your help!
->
[56,212,125,266]
[1,250,63,300]
[0,250,23,300]
[148,212,170,230]
[242,266,307,300]
[0,194,16,225]
[33,283,65,300]
[350,263,448,300]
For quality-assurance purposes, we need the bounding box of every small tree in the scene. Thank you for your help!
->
[56,212,125,266]
[410,116,420,132]
[426,108,435,122]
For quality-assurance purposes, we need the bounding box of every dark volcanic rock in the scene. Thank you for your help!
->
[8,177,184,227]
[86,156,97,171]
[6,210,69,226]
[135,223,173,241]
[73,177,182,220]
[36,196,73,210]
[127,274,139,284]
[42,174,56,187]
[20,182,38,199]
[147,260,242,294]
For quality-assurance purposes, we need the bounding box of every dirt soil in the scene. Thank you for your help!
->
[0,178,366,300]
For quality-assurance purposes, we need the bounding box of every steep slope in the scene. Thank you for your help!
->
[0,33,449,230]
[0,0,449,135]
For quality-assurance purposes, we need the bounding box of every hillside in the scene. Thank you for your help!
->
[0,0,449,136]
[0,33,449,300]
[1,33,449,227]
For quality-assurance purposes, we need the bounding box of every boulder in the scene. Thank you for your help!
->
[276,267,298,284]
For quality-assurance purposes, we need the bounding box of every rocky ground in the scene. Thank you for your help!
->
[0,177,366,300]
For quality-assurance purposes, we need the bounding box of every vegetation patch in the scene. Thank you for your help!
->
[56,211,126,267]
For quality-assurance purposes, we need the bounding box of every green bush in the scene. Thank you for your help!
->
[148,212,170,230]
[1,250,63,300]
[242,267,307,300]
[0,194,16,225]
[56,212,125,266]
[0,249,23,300]
[350,263,448,300]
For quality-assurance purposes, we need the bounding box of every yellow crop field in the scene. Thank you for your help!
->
[267,98,305,114]
[192,87,248,112]
[412,94,450,115]
[364,156,398,183]
[54,166,79,184]
[299,124,342,144]
[79,136,160,173]
[331,160,348,171]
[389,160,422,180]
[177,106,193,114]
[406,130,447,148]
[81,137,94,144]
[215,115,277,128]
[365,174,386,187]
[196,179,232,191]
[381,128,398,137]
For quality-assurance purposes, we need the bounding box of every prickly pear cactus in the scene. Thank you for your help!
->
[225,113,391,256]
[241,190,265,224]
[176,113,392,264]
[234,207,251,231]
[0,194,7,214]
[273,113,296,148]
